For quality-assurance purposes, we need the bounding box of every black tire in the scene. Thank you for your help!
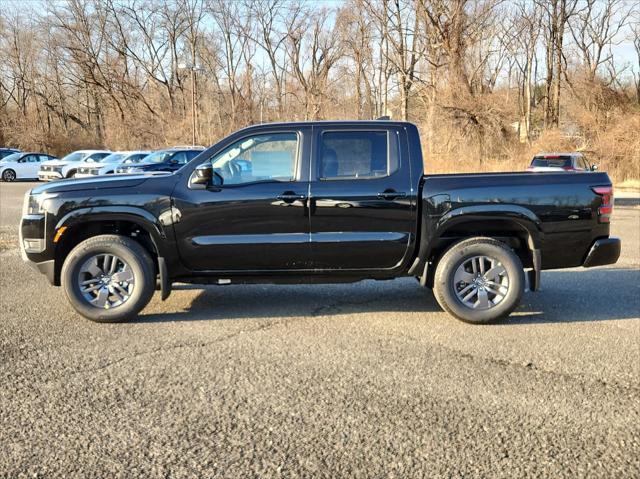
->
[66,169,77,178]
[433,237,525,324]
[2,169,16,182]
[61,234,156,323]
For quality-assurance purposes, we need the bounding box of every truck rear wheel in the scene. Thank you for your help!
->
[61,234,155,323]
[433,237,524,324]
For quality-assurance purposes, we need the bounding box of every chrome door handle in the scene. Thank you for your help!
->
[377,191,407,200]
[277,193,307,202]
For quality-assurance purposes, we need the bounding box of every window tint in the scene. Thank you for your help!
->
[319,130,398,179]
[531,156,572,168]
[39,155,50,162]
[26,155,39,162]
[186,150,202,160]
[172,152,188,164]
[128,154,147,162]
[210,133,298,185]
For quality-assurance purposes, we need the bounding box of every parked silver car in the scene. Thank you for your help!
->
[527,153,597,172]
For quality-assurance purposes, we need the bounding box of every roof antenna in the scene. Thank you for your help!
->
[376,115,391,120]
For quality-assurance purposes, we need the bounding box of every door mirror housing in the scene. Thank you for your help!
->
[189,163,224,189]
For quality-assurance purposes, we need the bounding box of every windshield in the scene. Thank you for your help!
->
[96,153,125,163]
[0,153,21,163]
[143,151,173,164]
[60,152,87,162]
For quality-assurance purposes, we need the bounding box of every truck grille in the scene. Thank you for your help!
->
[41,165,62,173]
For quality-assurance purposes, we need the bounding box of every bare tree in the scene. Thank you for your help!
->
[570,0,632,82]
[286,6,343,120]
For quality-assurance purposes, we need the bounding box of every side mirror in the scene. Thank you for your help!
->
[591,164,598,171]
[189,163,223,189]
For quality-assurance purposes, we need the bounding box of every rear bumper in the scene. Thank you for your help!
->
[74,173,98,178]
[582,237,621,267]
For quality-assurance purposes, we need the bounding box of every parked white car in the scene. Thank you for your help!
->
[38,150,111,181]
[0,152,58,181]
[75,151,150,178]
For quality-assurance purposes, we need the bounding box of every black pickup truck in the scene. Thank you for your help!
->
[19,121,620,323]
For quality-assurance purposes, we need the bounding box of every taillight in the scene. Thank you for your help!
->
[592,186,613,223]
[562,166,576,171]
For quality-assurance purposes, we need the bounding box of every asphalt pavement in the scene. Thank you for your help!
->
[1,181,639,478]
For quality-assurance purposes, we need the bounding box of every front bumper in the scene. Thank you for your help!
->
[38,171,63,181]
[74,172,99,178]
[582,237,621,267]
[23,257,56,284]
[20,214,56,285]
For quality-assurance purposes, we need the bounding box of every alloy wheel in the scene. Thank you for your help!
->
[77,254,135,309]
[452,255,510,310]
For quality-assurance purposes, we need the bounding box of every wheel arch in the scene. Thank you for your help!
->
[52,208,168,286]
[415,205,542,288]
[1,167,17,180]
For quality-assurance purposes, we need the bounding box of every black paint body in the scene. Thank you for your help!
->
[20,121,619,288]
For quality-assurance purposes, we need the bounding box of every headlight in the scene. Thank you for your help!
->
[22,192,56,215]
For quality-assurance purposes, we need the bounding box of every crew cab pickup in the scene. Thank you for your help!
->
[19,121,621,323]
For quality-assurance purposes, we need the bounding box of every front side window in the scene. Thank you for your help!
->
[318,130,399,179]
[144,151,173,164]
[210,132,298,185]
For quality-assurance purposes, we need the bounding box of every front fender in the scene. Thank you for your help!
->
[54,206,170,257]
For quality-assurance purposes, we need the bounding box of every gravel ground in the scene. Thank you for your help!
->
[1,181,639,478]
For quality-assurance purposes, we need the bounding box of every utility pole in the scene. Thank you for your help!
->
[179,63,201,146]
[191,66,197,146]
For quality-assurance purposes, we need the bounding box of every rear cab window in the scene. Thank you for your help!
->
[318,130,399,180]
[531,156,574,168]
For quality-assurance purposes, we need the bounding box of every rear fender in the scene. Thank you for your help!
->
[413,204,543,290]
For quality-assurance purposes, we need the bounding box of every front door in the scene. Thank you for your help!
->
[172,128,312,272]
[309,126,414,270]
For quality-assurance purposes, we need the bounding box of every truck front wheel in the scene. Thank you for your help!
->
[61,234,156,323]
[433,237,525,324]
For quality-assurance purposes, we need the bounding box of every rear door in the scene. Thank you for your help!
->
[308,126,414,270]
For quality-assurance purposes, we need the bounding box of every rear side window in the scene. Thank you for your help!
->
[319,130,399,179]
[531,156,573,168]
